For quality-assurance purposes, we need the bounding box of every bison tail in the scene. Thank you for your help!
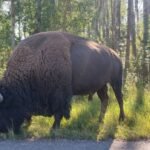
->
[110,64,123,99]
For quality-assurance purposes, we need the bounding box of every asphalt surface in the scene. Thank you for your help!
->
[0,139,149,150]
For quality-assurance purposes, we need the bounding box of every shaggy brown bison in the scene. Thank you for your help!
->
[0,31,125,133]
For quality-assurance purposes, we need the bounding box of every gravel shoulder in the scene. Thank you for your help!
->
[0,139,150,150]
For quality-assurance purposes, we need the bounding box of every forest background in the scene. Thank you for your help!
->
[0,0,150,140]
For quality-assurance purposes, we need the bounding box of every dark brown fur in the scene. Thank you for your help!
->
[0,31,125,133]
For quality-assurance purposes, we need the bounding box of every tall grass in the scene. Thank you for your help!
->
[97,85,150,140]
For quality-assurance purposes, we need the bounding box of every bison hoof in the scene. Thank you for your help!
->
[52,123,60,129]
[119,114,125,122]
[14,128,21,135]
[52,125,60,130]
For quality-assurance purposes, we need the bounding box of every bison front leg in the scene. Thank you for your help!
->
[52,113,63,129]
[13,118,25,134]
[97,85,109,122]
[88,92,95,101]
[24,115,32,129]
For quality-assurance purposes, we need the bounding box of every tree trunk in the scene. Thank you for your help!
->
[124,0,132,83]
[105,0,110,46]
[115,0,121,51]
[35,0,42,33]
[17,0,21,41]
[11,0,15,49]
[130,0,137,58]
[135,0,139,22]
[111,0,115,49]
[143,0,149,47]
[142,0,150,85]
[111,0,120,51]
[93,0,100,40]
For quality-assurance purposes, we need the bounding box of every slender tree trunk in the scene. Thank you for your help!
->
[135,0,140,47]
[35,0,42,33]
[11,0,15,49]
[130,0,137,58]
[93,0,100,40]
[143,0,149,47]
[98,0,103,41]
[111,0,120,51]
[111,0,115,49]
[124,0,132,83]
[135,0,139,22]
[105,0,110,45]
[142,0,150,84]
[17,0,21,41]
[102,0,106,41]
[116,0,121,51]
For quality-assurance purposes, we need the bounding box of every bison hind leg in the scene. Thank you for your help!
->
[97,85,109,122]
[111,79,125,121]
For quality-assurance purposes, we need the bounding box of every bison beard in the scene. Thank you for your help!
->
[0,31,125,133]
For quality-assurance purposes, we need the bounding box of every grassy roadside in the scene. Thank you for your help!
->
[0,83,149,141]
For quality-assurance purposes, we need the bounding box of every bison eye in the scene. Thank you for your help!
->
[0,93,3,103]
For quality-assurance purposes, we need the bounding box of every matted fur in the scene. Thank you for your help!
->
[0,31,124,133]
[0,32,73,132]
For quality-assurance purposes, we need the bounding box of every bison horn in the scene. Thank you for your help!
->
[0,93,3,103]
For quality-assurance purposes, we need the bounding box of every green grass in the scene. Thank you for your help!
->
[0,83,150,140]
[27,98,100,140]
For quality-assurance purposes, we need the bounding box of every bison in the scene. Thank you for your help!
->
[0,31,125,133]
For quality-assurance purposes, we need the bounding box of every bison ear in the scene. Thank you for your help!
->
[0,93,3,103]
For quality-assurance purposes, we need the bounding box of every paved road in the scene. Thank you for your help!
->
[0,139,149,150]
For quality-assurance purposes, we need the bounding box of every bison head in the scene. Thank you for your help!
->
[0,85,26,133]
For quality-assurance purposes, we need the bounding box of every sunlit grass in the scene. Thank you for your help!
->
[97,85,150,140]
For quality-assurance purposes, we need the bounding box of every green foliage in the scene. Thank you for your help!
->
[98,85,150,140]
[0,10,11,48]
